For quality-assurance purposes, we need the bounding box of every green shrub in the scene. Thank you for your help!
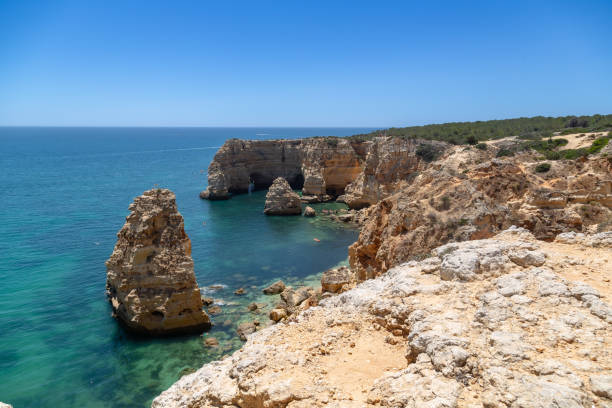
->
[466,135,478,145]
[496,149,515,157]
[475,143,487,151]
[588,136,610,154]
[559,127,590,135]
[561,148,588,160]
[416,144,438,162]
[535,162,551,173]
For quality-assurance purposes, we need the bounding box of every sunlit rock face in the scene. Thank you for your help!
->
[106,188,210,335]
[263,177,302,215]
[199,136,443,207]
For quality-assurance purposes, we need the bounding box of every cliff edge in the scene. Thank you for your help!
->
[152,228,612,407]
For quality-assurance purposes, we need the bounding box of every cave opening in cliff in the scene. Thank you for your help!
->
[249,172,270,190]
[289,173,304,190]
[249,172,304,191]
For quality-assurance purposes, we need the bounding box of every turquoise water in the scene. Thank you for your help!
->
[0,127,372,407]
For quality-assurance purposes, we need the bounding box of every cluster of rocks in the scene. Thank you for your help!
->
[261,280,319,323]
[105,189,211,335]
[153,228,612,407]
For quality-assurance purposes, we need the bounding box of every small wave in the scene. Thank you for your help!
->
[255,133,270,136]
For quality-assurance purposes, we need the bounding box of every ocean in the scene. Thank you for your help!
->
[0,127,373,407]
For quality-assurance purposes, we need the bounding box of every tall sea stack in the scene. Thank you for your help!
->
[106,188,210,335]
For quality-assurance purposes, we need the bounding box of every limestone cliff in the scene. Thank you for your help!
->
[199,137,442,206]
[106,188,211,335]
[349,147,612,283]
[152,228,612,407]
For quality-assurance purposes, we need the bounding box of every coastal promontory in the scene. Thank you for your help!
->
[106,188,211,335]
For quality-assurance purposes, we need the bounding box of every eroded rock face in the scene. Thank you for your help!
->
[263,178,302,215]
[321,266,351,293]
[199,137,441,206]
[153,229,612,407]
[106,189,211,335]
[349,151,612,282]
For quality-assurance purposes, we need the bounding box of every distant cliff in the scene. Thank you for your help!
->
[199,137,446,209]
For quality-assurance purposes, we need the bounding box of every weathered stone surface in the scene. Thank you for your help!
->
[342,137,445,209]
[349,152,612,282]
[262,280,286,295]
[303,206,316,217]
[105,189,210,335]
[199,138,365,201]
[590,375,612,399]
[263,177,302,215]
[203,337,219,347]
[269,308,287,322]
[236,321,257,341]
[153,230,611,407]
[207,305,221,315]
[321,266,351,293]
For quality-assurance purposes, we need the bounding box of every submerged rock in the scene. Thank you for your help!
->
[262,280,285,295]
[105,188,211,335]
[236,321,257,341]
[207,305,222,315]
[203,337,219,347]
[263,177,302,215]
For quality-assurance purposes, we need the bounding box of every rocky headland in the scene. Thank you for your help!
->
[199,137,445,206]
[106,188,211,335]
[154,133,611,406]
[153,228,612,407]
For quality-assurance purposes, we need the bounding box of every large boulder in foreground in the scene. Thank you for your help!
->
[106,188,211,335]
[263,177,302,215]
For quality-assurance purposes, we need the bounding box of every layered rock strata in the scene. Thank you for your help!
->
[153,228,612,407]
[200,137,442,206]
[106,188,211,335]
[349,150,612,283]
[263,178,302,215]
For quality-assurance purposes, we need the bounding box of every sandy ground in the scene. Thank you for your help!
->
[552,132,608,150]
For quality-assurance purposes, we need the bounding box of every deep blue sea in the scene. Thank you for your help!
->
[0,127,373,407]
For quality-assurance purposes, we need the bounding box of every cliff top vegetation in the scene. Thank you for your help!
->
[346,114,612,145]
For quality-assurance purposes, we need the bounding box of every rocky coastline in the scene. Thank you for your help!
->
[153,135,611,406]
[153,227,612,407]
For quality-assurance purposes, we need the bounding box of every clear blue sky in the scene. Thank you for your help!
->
[1,0,610,127]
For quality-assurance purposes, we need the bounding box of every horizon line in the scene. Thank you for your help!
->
[1,112,610,130]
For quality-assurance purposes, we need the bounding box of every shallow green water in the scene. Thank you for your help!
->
[0,127,368,407]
